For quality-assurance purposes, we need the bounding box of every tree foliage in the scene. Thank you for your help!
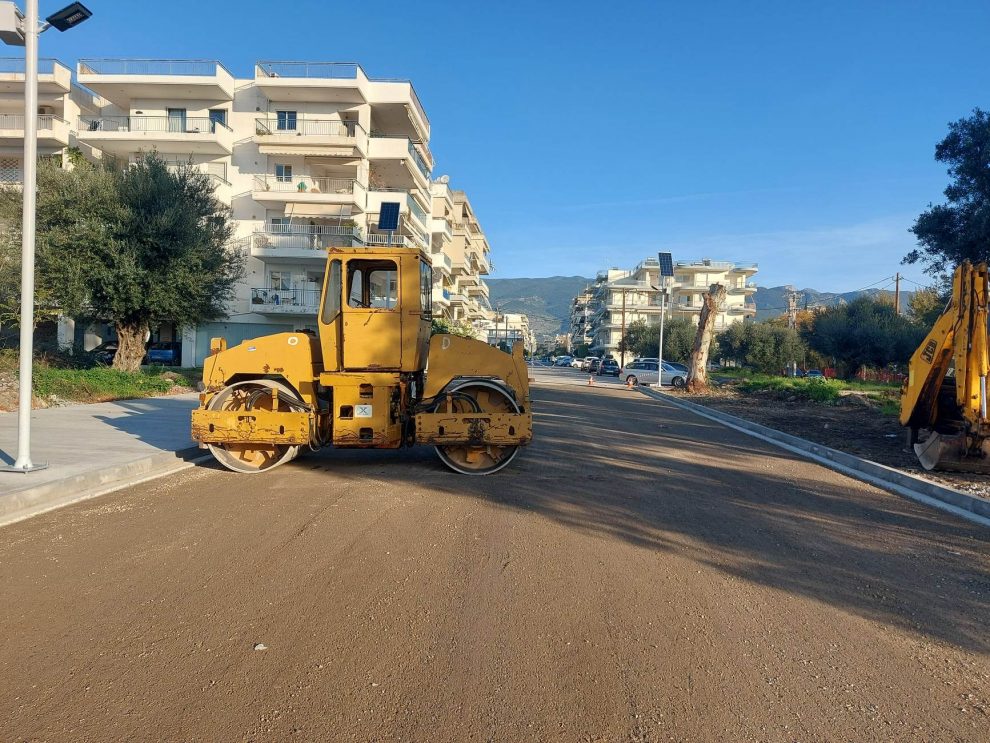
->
[906,108,990,276]
[906,286,946,329]
[717,322,808,374]
[802,297,926,375]
[619,317,701,362]
[0,153,243,370]
[431,317,476,338]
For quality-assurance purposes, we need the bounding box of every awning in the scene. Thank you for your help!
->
[258,145,359,159]
[285,203,353,219]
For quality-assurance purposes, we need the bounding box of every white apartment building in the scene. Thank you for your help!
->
[585,257,758,358]
[0,58,100,184]
[67,58,438,364]
[568,288,595,350]
[487,312,535,354]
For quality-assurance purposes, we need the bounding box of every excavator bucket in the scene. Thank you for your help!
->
[914,431,990,473]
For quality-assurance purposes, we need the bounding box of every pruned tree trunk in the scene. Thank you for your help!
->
[112,320,149,372]
[687,283,727,393]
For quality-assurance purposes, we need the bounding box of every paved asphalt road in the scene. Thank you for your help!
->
[1,378,988,742]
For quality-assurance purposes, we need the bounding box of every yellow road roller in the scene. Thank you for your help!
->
[191,246,532,475]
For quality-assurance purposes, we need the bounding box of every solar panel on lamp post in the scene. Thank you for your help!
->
[0,1,92,473]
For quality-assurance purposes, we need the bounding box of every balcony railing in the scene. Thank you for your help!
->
[366,233,416,247]
[164,161,228,183]
[0,57,59,75]
[78,58,231,76]
[0,114,64,130]
[251,287,320,311]
[255,118,362,138]
[407,140,430,179]
[256,61,359,79]
[254,225,363,251]
[253,175,364,198]
[407,193,429,226]
[80,116,231,134]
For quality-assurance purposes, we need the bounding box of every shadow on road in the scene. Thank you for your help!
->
[276,382,989,653]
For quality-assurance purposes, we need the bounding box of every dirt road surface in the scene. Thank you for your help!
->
[1,381,988,742]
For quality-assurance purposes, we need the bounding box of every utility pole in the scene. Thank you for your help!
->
[620,289,627,367]
[894,272,901,316]
[786,288,798,330]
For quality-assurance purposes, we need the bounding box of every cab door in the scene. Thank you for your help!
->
[342,258,402,370]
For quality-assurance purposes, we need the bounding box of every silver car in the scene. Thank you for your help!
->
[622,360,688,388]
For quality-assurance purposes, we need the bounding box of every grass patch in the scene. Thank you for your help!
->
[1,349,200,405]
[736,374,843,403]
[32,366,177,403]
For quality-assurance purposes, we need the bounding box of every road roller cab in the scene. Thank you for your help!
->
[191,245,532,475]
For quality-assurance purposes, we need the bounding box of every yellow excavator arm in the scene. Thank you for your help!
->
[901,261,990,471]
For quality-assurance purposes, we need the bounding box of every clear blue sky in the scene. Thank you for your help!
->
[38,0,990,291]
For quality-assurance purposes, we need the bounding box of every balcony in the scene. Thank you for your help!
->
[0,114,70,150]
[251,225,363,263]
[78,116,233,155]
[431,216,452,243]
[252,175,366,213]
[254,117,367,157]
[728,284,758,296]
[0,57,71,95]
[164,161,231,201]
[448,293,467,305]
[431,251,452,274]
[368,135,431,189]
[250,287,320,315]
[77,59,234,106]
[728,302,758,316]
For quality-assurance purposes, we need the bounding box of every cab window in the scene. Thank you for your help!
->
[420,261,433,316]
[347,260,398,309]
[320,259,342,324]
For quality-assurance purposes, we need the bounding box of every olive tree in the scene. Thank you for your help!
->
[23,153,242,371]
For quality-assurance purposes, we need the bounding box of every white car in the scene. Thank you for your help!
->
[553,356,573,367]
[622,360,687,388]
[570,358,584,368]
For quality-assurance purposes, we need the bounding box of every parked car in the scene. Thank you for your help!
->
[598,358,620,376]
[621,360,688,388]
[581,356,599,371]
[587,357,603,373]
[805,369,825,379]
[553,356,573,367]
[570,357,584,368]
[90,341,118,366]
[146,341,182,366]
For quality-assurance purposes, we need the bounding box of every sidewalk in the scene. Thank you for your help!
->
[0,393,205,526]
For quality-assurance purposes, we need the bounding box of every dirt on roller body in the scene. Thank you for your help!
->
[668,385,990,500]
[0,382,987,742]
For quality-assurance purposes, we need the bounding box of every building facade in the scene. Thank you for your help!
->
[582,257,758,358]
[1,56,511,364]
[487,312,535,354]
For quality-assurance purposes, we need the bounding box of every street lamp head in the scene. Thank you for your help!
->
[45,1,91,31]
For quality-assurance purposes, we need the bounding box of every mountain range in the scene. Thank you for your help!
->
[485,277,912,341]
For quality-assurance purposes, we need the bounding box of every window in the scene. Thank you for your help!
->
[420,260,433,316]
[347,260,398,309]
[270,217,289,232]
[276,110,297,131]
[321,260,342,324]
[167,108,186,133]
[208,109,227,130]
[269,271,290,290]
[275,164,292,183]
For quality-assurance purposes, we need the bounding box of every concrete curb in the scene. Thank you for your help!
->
[0,447,212,527]
[636,386,990,528]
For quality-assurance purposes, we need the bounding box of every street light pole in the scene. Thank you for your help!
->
[9,0,41,471]
[0,1,91,473]
[657,283,666,381]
